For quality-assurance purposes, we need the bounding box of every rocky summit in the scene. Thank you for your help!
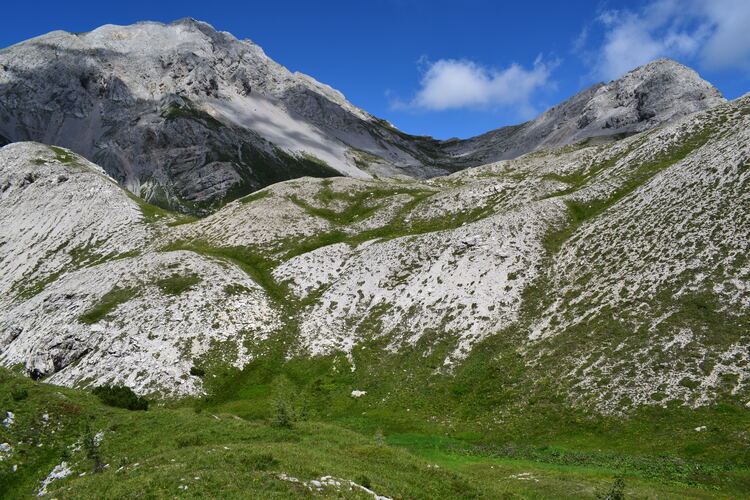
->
[0,18,748,500]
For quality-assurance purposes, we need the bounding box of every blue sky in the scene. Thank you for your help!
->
[2,0,750,139]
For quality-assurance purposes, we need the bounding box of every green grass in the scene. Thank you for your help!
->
[49,145,80,165]
[238,190,271,204]
[158,242,285,304]
[299,152,333,170]
[11,240,140,301]
[288,192,385,226]
[279,184,494,254]
[513,114,746,414]
[155,180,478,306]
[348,147,385,171]
[156,183,493,310]
[387,433,736,487]
[288,181,434,227]
[155,274,202,295]
[5,102,748,498]
[123,190,194,224]
[77,287,138,324]
[2,368,746,499]
[14,268,66,300]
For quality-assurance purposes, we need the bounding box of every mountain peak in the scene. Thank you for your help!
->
[626,57,700,75]
[586,58,726,132]
[0,22,731,213]
[167,17,228,39]
[617,58,723,95]
[170,17,204,26]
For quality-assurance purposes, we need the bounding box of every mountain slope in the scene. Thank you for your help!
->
[1,94,747,411]
[0,19,725,214]
[0,142,280,396]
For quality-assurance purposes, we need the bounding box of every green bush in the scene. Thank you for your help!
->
[83,429,105,473]
[241,453,278,471]
[176,434,204,448]
[355,474,372,489]
[597,476,625,500]
[272,399,293,429]
[92,385,148,411]
[11,388,28,401]
[190,365,206,377]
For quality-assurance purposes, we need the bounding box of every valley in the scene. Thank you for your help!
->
[0,18,748,499]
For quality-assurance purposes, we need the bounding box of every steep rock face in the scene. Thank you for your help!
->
[0,20,726,214]
[0,95,746,409]
[0,19,418,213]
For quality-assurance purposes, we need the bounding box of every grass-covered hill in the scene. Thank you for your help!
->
[2,367,749,498]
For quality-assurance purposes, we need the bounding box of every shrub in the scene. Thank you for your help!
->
[272,399,293,429]
[190,365,206,377]
[241,453,278,471]
[92,385,148,411]
[355,474,372,489]
[374,428,385,446]
[678,377,700,389]
[83,431,105,473]
[223,283,251,295]
[597,476,625,500]
[11,389,28,401]
[176,434,204,448]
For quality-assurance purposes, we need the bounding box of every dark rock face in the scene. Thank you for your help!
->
[0,20,726,214]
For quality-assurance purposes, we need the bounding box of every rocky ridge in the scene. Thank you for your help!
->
[0,19,726,213]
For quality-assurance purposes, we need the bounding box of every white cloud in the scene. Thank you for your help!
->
[398,56,556,115]
[590,0,750,80]
[700,1,750,70]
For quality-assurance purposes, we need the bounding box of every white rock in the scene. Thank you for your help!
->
[37,461,73,496]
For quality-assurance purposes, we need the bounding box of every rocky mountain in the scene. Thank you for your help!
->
[1,91,747,411]
[442,58,726,164]
[0,19,725,214]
